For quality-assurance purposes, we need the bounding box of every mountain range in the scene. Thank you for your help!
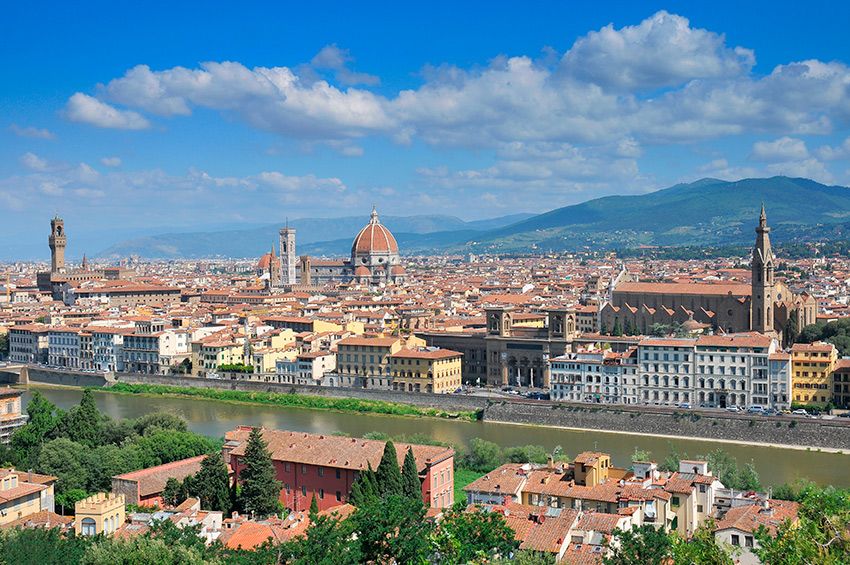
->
[98,177,850,258]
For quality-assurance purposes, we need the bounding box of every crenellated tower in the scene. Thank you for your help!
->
[48,216,66,274]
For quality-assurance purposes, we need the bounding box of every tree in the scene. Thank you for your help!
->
[0,526,94,565]
[10,391,60,468]
[659,444,685,473]
[352,494,432,564]
[670,521,735,564]
[133,412,187,436]
[162,477,185,507]
[55,389,105,448]
[309,494,319,516]
[282,514,361,565]
[80,535,213,565]
[737,461,762,491]
[192,452,232,514]
[784,310,800,345]
[603,525,671,565]
[612,319,623,337]
[401,447,421,503]
[433,506,519,563]
[87,444,143,492]
[133,429,217,468]
[236,427,282,518]
[463,438,504,472]
[703,449,739,488]
[375,440,403,498]
[37,438,90,494]
[504,444,549,464]
[349,464,379,507]
[55,488,90,515]
[631,448,651,463]
[0,333,9,359]
[551,445,569,463]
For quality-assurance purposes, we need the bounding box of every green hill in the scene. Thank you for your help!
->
[467,177,850,252]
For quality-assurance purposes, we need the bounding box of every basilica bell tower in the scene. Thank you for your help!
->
[751,205,775,334]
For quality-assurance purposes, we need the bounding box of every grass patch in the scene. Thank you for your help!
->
[454,467,485,504]
[106,382,481,421]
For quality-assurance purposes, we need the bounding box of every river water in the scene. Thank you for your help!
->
[21,386,850,488]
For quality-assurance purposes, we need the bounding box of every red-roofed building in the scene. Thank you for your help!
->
[111,455,208,506]
[223,427,454,513]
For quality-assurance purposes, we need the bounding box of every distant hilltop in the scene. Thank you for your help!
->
[97,176,850,258]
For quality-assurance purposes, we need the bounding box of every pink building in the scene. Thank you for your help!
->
[223,427,455,512]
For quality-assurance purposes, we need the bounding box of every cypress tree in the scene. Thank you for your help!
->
[401,447,421,504]
[375,440,403,498]
[349,464,378,506]
[237,427,282,518]
[309,494,319,517]
[193,452,232,514]
[66,389,104,448]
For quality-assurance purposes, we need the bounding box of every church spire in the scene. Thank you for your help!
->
[758,203,767,230]
[369,205,379,224]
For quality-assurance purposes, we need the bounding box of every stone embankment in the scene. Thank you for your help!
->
[483,401,850,451]
[5,366,850,450]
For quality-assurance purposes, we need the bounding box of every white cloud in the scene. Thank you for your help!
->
[559,11,754,90]
[310,44,380,86]
[65,93,150,130]
[817,137,850,160]
[254,171,346,192]
[751,137,809,161]
[765,158,833,184]
[9,124,55,139]
[103,62,391,137]
[20,152,48,171]
[100,156,122,167]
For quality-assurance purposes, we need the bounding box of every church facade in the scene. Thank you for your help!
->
[600,207,817,341]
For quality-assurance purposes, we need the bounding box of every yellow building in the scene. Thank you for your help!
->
[0,469,57,525]
[75,492,125,536]
[251,346,298,373]
[390,347,463,393]
[791,342,837,406]
[573,451,611,487]
[191,336,244,376]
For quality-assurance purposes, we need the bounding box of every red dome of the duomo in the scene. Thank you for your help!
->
[351,207,399,255]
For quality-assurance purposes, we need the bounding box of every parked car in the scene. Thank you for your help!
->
[763,408,780,416]
[747,405,766,414]
[678,402,692,409]
[725,405,741,412]
[837,412,850,418]
[791,408,810,417]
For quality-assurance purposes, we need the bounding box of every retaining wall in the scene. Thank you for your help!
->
[483,401,850,450]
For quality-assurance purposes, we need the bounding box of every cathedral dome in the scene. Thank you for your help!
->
[351,207,398,256]
[257,252,273,270]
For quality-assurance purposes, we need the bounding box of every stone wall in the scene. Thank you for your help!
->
[26,368,109,388]
[483,401,850,450]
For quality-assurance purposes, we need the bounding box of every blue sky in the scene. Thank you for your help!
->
[3,1,850,257]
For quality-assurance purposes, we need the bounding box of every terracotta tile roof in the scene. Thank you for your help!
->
[574,511,625,533]
[337,336,401,347]
[715,499,799,535]
[0,510,72,530]
[616,282,751,297]
[390,347,462,360]
[113,455,206,497]
[0,482,47,503]
[220,513,310,550]
[226,428,453,472]
[463,464,528,495]
[562,542,606,564]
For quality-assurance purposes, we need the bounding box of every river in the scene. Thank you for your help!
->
[21,386,850,488]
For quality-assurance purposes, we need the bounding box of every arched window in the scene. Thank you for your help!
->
[81,518,96,536]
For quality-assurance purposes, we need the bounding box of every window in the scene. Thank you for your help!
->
[336,469,341,479]
[81,518,97,536]
[697,504,704,513]
[301,485,307,496]
[731,534,740,546]
[318,467,324,477]
[302,464,308,474]
[745,536,754,548]
[319,488,324,499]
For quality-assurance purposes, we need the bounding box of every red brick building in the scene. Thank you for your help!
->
[223,427,455,512]
[111,455,206,507]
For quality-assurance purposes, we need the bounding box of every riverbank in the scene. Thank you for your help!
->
[483,401,850,452]
[105,382,482,422]
[22,386,850,488]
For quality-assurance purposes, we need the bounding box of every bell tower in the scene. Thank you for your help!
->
[279,225,296,286]
[751,205,775,333]
[49,216,66,274]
